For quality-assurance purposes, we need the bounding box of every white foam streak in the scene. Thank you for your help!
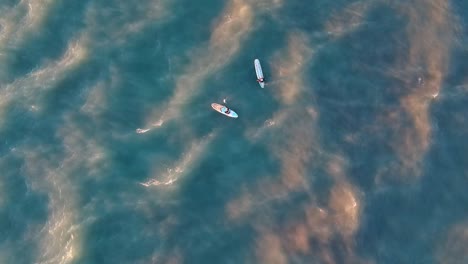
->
[16,113,108,263]
[0,0,56,100]
[0,35,88,123]
[30,36,88,82]
[19,148,79,264]
[0,0,55,49]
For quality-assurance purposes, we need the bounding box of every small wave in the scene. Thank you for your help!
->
[140,177,176,187]
[141,133,215,189]
[136,128,151,134]
[135,119,164,134]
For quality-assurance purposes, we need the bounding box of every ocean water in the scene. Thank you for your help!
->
[0,0,467,263]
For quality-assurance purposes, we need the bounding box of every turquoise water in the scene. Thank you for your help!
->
[1,0,467,263]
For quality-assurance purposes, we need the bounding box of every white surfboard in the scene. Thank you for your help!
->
[254,59,265,88]
[211,103,238,118]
